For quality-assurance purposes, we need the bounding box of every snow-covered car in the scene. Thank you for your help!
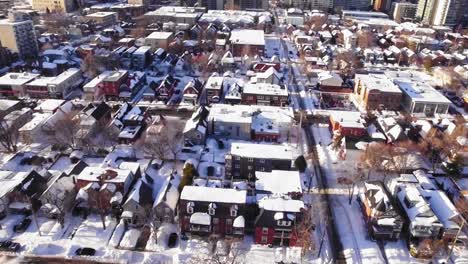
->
[0,240,21,252]
[13,218,31,233]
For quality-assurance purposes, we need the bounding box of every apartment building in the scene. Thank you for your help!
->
[32,0,75,13]
[0,17,38,59]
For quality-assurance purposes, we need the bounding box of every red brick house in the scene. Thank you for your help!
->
[329,111,367,138]
[254,197,304,247]
[252,62,280,73]
[98,70,129,99]
[241,83,288,106]
[179,186,247,237]
[230,30,265,57]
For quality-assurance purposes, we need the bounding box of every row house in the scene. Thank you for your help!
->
[358,181,403,240]
[24,68,82,99]
[0,72,39,97]
[204,75,224,104]
[241,83,288,106]
[179,186,247,237]
[97,70,129,100]
[225,142,297,181]
[254,197,305,247]
[182,78,204,105]
[154,75,177,101]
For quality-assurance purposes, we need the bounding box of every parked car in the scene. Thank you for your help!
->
[13,218,31,233]
[75,247,96,256]
[0,240,21,252]
[167,233,178,248]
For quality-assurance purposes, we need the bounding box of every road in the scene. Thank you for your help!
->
[272,9,342,263]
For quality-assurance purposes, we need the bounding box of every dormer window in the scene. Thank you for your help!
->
[186,202,194,214]
[208,203,216,215]
[230,205,238,217]
[277,220,292,227]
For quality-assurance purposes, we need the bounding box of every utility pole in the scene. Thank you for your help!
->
[445,216,465,263]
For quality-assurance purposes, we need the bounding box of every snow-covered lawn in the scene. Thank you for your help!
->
[71,215,117,247]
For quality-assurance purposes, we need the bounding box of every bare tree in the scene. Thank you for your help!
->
[0,119,19,153]
[46,112,81,149]
[296,207,315,258]
[143,118,183,165]
[337,174,363,204]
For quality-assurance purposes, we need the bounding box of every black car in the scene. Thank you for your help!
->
[75,247,96,256]
[0,240,21,252]
[13,218,31,233]
[167,233,178,248]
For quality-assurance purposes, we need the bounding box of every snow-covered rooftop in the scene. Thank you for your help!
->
[355,74,402,93]
[255,170,302,195]
[258,196,304,212]
[230,142,297,160]
[180,186,246,204]
[243,83,288,97]
[230,29,265,46]
[0,72,39,86]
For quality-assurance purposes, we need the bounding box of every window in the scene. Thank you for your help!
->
[262,227,269,234]
[186,202,194,214]
[277,220,292,227]
[213,218,219,225]
[230,205,238,217]
[248,158,254,162]
[261,236,268,243]
[208,203,216,215]
[235,164,240,169]
[259,159,265,163]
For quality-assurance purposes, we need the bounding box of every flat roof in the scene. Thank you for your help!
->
[180,186,247,204]
[146,31,173,40]
[230,142,296,160]
[385,71,451,104]
[230,29,265,46]
[0,72,39,86]
[86,12,117,18]
[255,170,302,194]
[243,83,288,96]
[83,71,112,90]
[355,74,402,93]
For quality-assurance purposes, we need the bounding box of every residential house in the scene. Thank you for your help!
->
[354,73,403,111]
[329,111,367,138]
[145,31,174,52]
[121,180,154,226]
[241,83,288,106]
[97,70,129,100]
[76,102,112,145]
[254,196,305,246]
[0,99,21,119]
[204,75,224,103]
[155,75,176,101]
[182,78,204,105]
[317,71,343,91]
[183,106,209,145]
[179,186,247,237]
[225,142,298,181]
[75,167,135,213]
[153,175,180,227]
[254,67,282,85]
[229,29,265,57]
[358,181,403,240]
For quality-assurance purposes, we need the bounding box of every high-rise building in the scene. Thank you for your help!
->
[334,0,371,11]
[373,0,393,12]
[226,0,269,9]
[0,14,38,59]
[391,2,417,22]
[31,0,75,13]
[416,0,467,26]
[198,0,225,9]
